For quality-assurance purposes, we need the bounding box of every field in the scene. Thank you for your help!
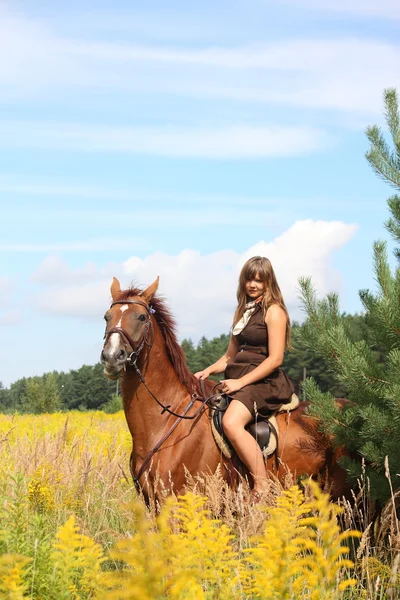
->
[0,411,398,599]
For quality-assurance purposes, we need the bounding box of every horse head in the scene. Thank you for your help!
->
[100,276,159,380]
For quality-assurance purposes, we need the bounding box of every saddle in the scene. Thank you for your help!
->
[211,393,300,460]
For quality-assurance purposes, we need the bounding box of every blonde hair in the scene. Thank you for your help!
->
[233,256,291,348]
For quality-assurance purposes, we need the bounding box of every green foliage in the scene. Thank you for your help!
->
[26,373,61,414]
[6,378,30,413]
[366,88,400,263]
[102,394,123,414]
[59,363,117,411]
[0,382,6,412]
[0,472,30,557]
[1,365,117,415]
[282,318,369,398]
[298,278,399,501]
[360,240,400,352]
[182,334,231,379]
[365,88,400,190]
[298,88,400,502]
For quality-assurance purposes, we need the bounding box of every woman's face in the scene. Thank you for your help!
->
[245,274,266,300]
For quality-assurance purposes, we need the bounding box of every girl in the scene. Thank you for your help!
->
[195,256,294,499]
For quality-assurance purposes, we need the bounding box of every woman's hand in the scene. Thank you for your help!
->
[219,379,244,395]
[194,368,212,380]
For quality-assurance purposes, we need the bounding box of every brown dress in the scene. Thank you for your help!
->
[224,304,294,417]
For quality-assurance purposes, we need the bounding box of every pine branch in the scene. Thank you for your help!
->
[359,241,400,348]
[365,125,400,189]
[383,88,400,161]
[385,195,400,248]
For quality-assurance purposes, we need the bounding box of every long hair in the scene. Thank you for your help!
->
[233,256,291,348]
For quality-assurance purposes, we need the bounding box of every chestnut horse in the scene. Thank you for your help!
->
[101,277,351,503]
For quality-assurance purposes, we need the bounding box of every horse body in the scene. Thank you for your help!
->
[119,327,224,497]
[101,277,351,503]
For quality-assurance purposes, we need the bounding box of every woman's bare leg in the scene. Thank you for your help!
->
[222,400,268,492]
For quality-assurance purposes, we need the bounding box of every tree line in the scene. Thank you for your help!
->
[0,363,118,414]
[0,314,372,414]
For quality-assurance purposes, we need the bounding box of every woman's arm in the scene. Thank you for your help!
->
[220,305,286,394]
[194,336,239,379]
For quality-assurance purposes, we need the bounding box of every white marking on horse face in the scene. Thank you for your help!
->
[109,305,129,355]
[116,304,129,327]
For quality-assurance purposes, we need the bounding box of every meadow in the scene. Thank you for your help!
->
[0,411,398,599]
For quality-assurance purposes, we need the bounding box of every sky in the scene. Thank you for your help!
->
[0,0,399,387]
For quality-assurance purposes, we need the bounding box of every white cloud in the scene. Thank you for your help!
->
[0,8,86,92]
[0,121,329,158]
[33,219,357,339]
[0,276,12,292]
[0,181,133,199]
[0,239,146,253]
[0,179,299,207]
[0,276,14,308]
[64,37,397,72]
[0,6,399,115]
[0,311,22,326]
[0,278,21,324]
[31,256,105,284]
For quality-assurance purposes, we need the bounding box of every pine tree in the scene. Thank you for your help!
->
[298,88,400,502]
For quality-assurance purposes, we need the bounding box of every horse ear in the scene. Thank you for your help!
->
[110,277,121,301]
[142,276,159,302]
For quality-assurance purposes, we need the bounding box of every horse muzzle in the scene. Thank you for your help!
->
[100,347,128,379]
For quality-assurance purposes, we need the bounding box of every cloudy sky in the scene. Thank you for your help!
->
[0,0,399,387]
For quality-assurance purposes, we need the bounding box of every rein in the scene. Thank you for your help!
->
[131,379,216,494]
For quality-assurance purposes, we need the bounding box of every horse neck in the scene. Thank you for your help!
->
[121,323,192,447]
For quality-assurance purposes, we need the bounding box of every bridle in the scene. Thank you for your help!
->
[102,298,221,493]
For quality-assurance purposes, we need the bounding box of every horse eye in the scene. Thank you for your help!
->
[138,314,146,323]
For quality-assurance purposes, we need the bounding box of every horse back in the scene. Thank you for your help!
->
[273,401,353,500]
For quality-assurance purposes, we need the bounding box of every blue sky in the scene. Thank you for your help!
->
[0,0,399,387]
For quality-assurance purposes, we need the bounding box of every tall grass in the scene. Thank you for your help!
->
[0,411,398,599]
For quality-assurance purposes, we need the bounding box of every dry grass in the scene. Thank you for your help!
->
[0,410,399,599]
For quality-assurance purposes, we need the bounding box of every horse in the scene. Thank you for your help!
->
[100,276,351,503]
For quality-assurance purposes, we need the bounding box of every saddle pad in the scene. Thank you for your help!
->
[279,393,300,412]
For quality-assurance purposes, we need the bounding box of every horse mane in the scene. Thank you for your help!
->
[117,287,201,394]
